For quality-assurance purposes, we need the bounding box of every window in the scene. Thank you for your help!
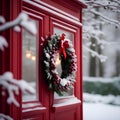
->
[22,20,38,101]
[54,27,74,98]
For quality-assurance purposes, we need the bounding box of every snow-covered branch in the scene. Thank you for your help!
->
[82,0,120,64]
[90,9,120,27]
[0,12,37,119]
[113,0,120,5]
[0,16,5,24]
[83,45,108,62]
[0,72,35,107]
[0,13,37,51]
[0,113,13,120]
[85,0,120,10]
[0,13,37,34]
[0,36,8,51]
[0,12,37,107]
[83,0,120,27]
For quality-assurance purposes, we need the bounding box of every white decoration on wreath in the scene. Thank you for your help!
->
[60,78,68,86]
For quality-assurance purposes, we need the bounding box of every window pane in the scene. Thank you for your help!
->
[55,53,62,76]
[54,27,74,44]
[54,27,74,98]
[22,20,38,101]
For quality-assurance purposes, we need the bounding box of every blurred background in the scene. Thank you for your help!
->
[82,0,120,120]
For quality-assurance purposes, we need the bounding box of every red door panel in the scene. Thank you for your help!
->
[22,1,83,120]
[0,0,85,120]
[55,110,76,120]
[22,5,50,120]
[50,17,82,120]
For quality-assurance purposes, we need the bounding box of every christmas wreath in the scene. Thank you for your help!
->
[42,33,77,95]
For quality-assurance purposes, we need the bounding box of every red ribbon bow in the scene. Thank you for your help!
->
[59,34,69,59]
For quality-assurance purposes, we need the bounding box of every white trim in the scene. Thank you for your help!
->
[22,102,41,108]
[23,0,82,26]
[34,0,80,21]
[22,107,46,112]
[23,11,43,20]
[53,97,81,107]
[53,22,77,32]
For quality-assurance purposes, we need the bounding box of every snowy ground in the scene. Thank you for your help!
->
[83,77,120,120]
[84,93,120,105]
[83,102,120,120]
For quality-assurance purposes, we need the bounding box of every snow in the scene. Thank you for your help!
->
[90,9,120,27]
[18,13,37,35]
[0,12,37,119]
[60,78,68,86]
[83,76,120,83]
[22,102,41,108]
[53,97,81,107]
[83,76,120,120]
[0,13,37,51]
[0,16,5,23]
[17,80,35,94]
[0,13,37,35]
[47,72,52,79]
[45,53,50,59]
[84,93,120,105]
[78,0,86,5]
[44,61,49,67]
[22,107,46,112]
[84,102,120,120]
[83,46,108,62]
[0,36,8,51]
[0,114,13,120]
[13,25,21,32]
[82,0,120,77]
[20,20,37,35]
[0,72,35,107]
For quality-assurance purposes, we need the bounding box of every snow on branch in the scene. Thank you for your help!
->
[84,0,120,10]
[90,9,120,27]
[0,12,37,120]
[0,13,37,51]
[0,13,37,34]
[0,113,13,120]
[0,36,8,51]
[85,0,109,7]
[0,72,35,107]
[0,16,5,24]
[83,45,108,62]
[83,0,120,27]
[113,0,120,5]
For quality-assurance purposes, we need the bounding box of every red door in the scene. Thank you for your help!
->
[49,17,83,120]
[22,1,84,120]
[0,0,86,120]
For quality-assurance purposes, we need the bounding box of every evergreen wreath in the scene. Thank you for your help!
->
[42,33,77,95]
